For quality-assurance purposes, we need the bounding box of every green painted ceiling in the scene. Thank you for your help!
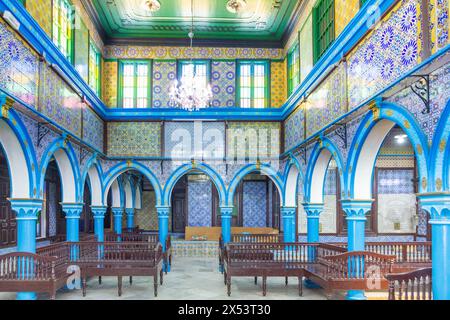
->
[89,0,299,43]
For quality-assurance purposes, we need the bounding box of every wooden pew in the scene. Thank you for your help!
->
[0,252,74,299]
[385,267,432,300]
[69,241,164,297]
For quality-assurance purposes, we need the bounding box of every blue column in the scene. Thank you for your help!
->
[341,199,373,301]
[125,208,135,231]
[302,203,323,288]
[111,207,124,237]
[418,194,450,300]
[220,206,233,244]
[280,207,296,243]
[62,203,83,262]
[9,199,43,301]
[62,203,83,242]
[157,206,170,272]
[91,206,107,242]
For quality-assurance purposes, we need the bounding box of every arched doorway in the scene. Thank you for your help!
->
[0,146,14,246]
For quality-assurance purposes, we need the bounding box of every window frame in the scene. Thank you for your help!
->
[52,0,75,63]
[312,0,335,64]
[287,42,300,95]
[177,60,211,83]
[236,60,271,109]
[88,39,101,96]
[118,60,152,109]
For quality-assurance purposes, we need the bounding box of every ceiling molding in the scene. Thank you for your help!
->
[105,37,283,48]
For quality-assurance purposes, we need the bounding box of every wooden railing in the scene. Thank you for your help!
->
[364,242,431,264]
[0,252,57,280]
[386,267,432,300]
[321,251,395,280]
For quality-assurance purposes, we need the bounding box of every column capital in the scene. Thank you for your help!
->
[417,193,450,222]
[61,203,84,219]
[341,199,373,220]
[91,206,107,218]
[156,206,170,217]
[302,203,324,218]
[125,208,135,215]
[220,206,233,216]
[111,207,124,217]
[280,206,296,217]
[8,199,43,220]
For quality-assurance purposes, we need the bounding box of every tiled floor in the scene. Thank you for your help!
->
[0,257,333,300]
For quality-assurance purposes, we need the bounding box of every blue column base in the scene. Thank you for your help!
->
[303,279,321,289]
[17,292,37,300]
[346,290,367,300]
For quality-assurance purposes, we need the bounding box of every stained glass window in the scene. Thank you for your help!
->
[88,40,101,95]
[288,43,300,94]
[52,0,74,61]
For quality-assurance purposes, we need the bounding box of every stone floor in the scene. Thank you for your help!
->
[0,257,338,300]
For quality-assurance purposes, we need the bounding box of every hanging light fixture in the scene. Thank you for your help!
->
[145,0,161,12]
[226,0,247,13]
[169,0,212,111]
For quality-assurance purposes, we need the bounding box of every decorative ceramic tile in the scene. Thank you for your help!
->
[284,104,305,151]
[0,19,39,107]
[210,61,236,108]
[335,0,360,37]
[104,46,283,60]
[377,169,415,194]
[102,60,118,108]
[243,181,267,228]
[25,0,52,37]
[152,61,177,108]
[347,0,423,109]
[306,62,347,137]
[136,191,158,230]
[188,180,212,227]
[430,0,449,54]
[83,106,104,152]
[271,60,287,108]
[107,122,161,157]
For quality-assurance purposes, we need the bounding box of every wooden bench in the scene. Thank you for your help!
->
[303,251,395,298]
[66,241,164,297]
[223,242,320,296]
[385,267,432,300]
[219,234,284,273]
[0,252,74,299]
[104,232,172,273]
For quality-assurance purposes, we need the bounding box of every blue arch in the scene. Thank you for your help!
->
[304,137,346,203]
[103,161,162,206]
[38,137,81,202]
[227,163,284,207]
[79,153,104,205]
[282,155,305,207]
[0,108,38,198]
[346,101,429,198]
[163,162,227,206]
[430,99,450,192]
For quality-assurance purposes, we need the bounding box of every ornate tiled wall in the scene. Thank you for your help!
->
[48,182,57,237]
[430,0,450,54]
[152,61,177,108]
[347,0,423,109]
[284,104,305,151]
[82,107,104,152]
[39,64,83,137]
[306,62,347,137]
[227,122,281,159]
[107,122,161,157]
[164,121,225,159]
[0,19,39,107]
[211,61,236,108]
[271,60,287,108]
[187,180,212,227]
[25,0,52,37]
[102,61,118,108]
[243,181,267,228]
[335,0,360,37]
[104,46,284,60]
[136,191,158,230]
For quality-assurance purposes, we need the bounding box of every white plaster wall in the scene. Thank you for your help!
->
[322,195,337,233]
[377,194,417,233]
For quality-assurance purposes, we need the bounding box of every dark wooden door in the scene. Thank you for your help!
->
[0,158,15,247]
[172,194,186,233]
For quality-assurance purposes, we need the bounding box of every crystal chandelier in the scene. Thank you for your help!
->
[226,0,247,14]
[145,0,161,12]
[169,0,212,111]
